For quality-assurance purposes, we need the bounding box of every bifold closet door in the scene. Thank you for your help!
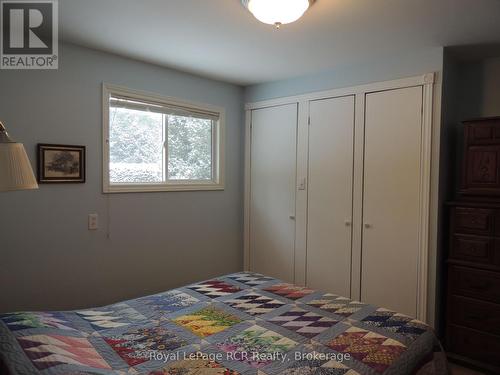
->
[361,86,423,317]
[250,104,298,282]
[307,96,355,297]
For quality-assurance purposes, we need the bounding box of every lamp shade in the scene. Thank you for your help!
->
[0,122,38,192]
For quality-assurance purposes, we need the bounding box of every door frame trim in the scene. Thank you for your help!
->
[244,73,435,323]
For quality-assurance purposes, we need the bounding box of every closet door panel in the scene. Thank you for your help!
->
[307,96,355,296]
[362,86,423,317]
[250,104,297,282]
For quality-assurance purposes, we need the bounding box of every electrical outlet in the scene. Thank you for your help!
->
[88,214,98,230]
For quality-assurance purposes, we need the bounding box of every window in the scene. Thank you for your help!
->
[103,84,224,192]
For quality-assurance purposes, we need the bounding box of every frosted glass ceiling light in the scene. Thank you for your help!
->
[242,0,314,28]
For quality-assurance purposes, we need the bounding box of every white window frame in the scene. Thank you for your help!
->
[102,84,225,193]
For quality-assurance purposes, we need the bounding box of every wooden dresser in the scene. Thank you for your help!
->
[446,117,500,372]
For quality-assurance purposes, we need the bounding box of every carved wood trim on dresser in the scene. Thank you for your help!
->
[446,117,500,374]
[460,117,500,196]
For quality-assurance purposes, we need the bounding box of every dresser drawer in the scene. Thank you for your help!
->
[446,325,500,366]
[449,265,500,304]
[452,207,495,235]
[450,234,495,265]
[468,124,495,144]
[449,296,500,336]
[466,121,500,145]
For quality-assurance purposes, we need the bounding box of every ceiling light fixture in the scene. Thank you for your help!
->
[242,0,315,29]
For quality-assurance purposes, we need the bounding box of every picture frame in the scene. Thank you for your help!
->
[37,144,86,183]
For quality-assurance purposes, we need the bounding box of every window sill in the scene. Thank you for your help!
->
[103,182,225,193]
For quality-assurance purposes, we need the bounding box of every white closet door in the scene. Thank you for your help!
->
[250,104,297,282]
[361,86,423,317]
[307,96,355,296]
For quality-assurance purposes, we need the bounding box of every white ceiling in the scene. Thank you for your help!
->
[60,0,500,85]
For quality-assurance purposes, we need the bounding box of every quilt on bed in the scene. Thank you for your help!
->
[0,273,446,375]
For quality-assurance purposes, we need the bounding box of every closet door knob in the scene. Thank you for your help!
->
[289,215,296,220]
[364,223,372,229]
[345,220,352,227]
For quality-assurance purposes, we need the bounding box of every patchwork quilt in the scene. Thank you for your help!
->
[0,273,447,375]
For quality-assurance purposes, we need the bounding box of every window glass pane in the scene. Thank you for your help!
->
[109,107,164,183]
[167,115,212,180]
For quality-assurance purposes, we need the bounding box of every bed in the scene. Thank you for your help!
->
[0,273,447,374]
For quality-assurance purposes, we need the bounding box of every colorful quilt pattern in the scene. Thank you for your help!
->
[188,280,241,298]
[17,334,110,370]
[268,307,338,338]
[327,327,407,373]
[173,307,242,337]
[0,312,74,331]
[280,355,360,375]
[0,273,442,375]
[148,358,240,375]
[137,291,199,315]
[77,303,146,331]
[361,309,428,339]
[263,284,315,300]
[306,294,366,318]
[224,292,285,316]
[216,325,297,368]
[104,326,186,366]
[227,273,275,286]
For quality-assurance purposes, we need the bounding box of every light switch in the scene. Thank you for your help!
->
[88,214,98,230]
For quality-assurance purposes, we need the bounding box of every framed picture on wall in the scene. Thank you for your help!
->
[37,144,86,183]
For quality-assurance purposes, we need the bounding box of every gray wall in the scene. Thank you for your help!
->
[244,47,444,329]
[482,57,500,116]
[0,43,244,313]
[456,56,500,119]
[245,47,444,102]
